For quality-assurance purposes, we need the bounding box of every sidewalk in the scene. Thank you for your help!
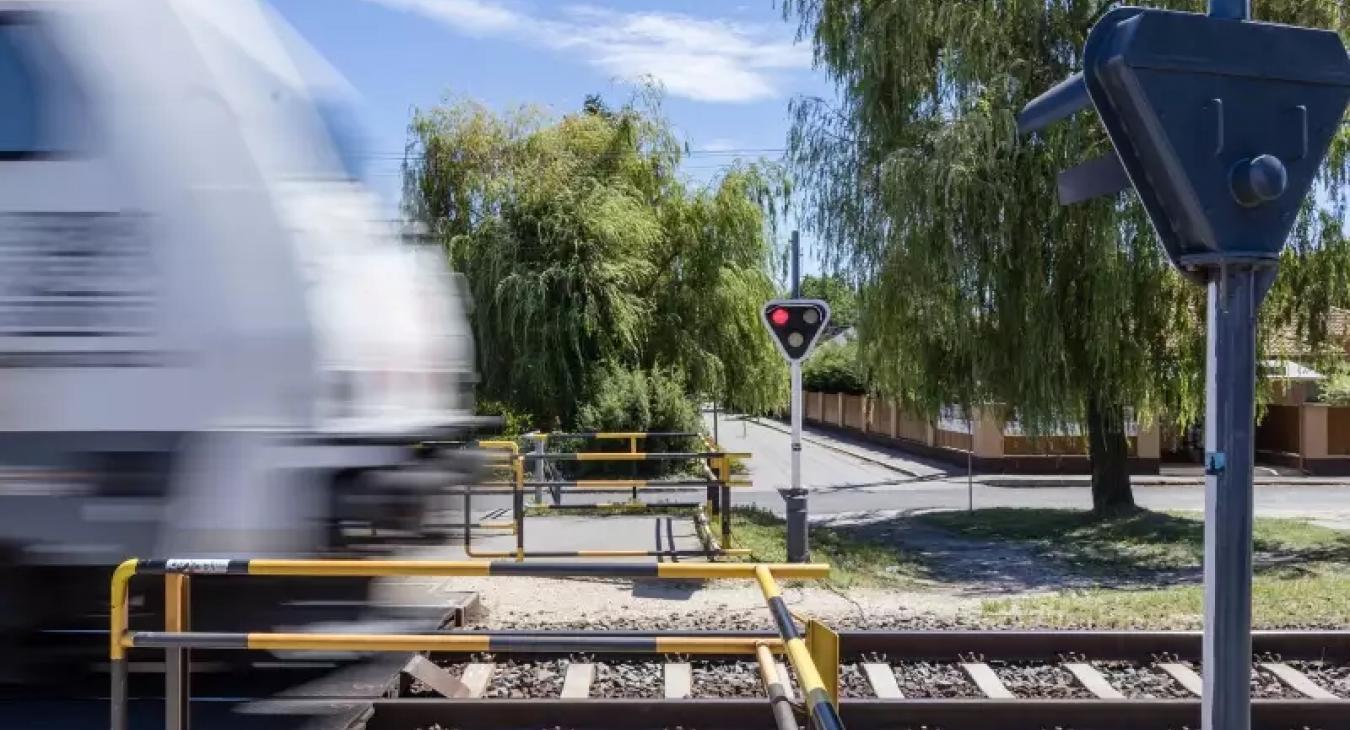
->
[736,414,1350,489]
[730,414,947,478]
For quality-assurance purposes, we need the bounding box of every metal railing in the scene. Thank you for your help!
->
[463,434,752,560]
[108,558,841,730]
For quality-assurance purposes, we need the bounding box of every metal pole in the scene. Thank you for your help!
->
[967,445,974,512]
[755,643,802,730]
[712,401,720,446]
[166,574,190,730]
[1202,265,1264,730]
[786,360,809,562]
[1208,0,1250,21]
[790,230,801,298]
[531,435,546,505]
[111,658,128,730]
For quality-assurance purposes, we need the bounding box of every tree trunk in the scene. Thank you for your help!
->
[1086,396,1135,516]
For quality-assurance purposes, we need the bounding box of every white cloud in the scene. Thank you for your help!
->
[359,0,810,103]
[697,138,743,153]
[362,0,521,34]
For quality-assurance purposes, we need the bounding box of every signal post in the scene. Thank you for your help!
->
[1019,3,1350,729]
[761,299,831,562]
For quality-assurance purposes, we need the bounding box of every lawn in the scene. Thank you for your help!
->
[980,570,1350,628]
[520,504,924,589]
[919,507,1350,574]
[920,508,1350,628]
[728,507,924,590]
[512,504,1350,626]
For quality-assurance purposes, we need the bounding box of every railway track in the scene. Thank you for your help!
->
[361,629,1350,730]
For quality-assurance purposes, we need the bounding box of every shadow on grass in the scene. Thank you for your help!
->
[733,507,930,589]
[918,507,1350,582]
[737,506,1350,594]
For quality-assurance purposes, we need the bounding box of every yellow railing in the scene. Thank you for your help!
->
[109,558,840,730]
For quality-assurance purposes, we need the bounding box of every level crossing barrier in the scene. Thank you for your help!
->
[464,433,751,559]
[108,558,842,730]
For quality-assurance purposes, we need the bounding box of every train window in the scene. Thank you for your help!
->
[0,20,40,156]
[0,14,87,158]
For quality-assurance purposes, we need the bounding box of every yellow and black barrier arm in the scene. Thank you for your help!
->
[754,565,844,730]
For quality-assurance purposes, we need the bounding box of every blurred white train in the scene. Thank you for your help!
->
[0,0,480,651]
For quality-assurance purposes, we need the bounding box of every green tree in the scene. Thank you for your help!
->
[799,274,859,329]
[402,92,788,426]
[784,1,1350,514]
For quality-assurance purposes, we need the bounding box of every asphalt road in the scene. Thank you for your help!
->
[705,412,1350,526]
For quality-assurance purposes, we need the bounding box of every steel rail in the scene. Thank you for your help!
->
[361,698,1350,730]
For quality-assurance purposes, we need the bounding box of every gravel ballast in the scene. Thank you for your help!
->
[1289,661,1350,697]
[891,661,982,698]
[592,661,663,698]
[482,658,567,698]
[691,660,766,698]
[1093,661,1191,699]
[993,661,1095,699]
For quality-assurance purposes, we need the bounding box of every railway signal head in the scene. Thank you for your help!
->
[1017,7,1350,278]
[761,299,831,362]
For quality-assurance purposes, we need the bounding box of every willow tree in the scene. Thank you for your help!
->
[402,93,787,425]
[785,1,1350,514]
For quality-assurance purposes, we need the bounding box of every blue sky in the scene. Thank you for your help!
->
[270,0,832,270]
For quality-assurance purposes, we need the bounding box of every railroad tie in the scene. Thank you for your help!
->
[663,663,693,699]
[861,663,904,698]
[776,662,798,700]
[1062,662,1125,699]
[1259,662,1338,699]
[402,655,483,699]
[561,663,596,698]
[458,663,496,698]
[1156,662,1203,697]
[960,662,1014,699]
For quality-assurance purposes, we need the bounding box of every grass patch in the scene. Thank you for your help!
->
[919,507,1350,574]
[522,505,922,589]
[729,507,922,590]
[925,508,1350,628]
[981,568,1350,629]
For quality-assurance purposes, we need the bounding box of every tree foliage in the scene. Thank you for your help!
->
[800,274,859,329]
[402,93,788,425]
[803,339,867,394]
[784,0,1350,512]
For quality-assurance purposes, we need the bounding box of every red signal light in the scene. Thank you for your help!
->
[770,307,790,327]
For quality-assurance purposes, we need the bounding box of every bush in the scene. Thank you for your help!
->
[803,341,867,395]
[475,398,535,438]
[571,364,702,477]
[1322,371,1350,405]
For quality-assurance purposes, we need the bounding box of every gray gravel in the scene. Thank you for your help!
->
[1289,661,1350,697]
[992,661,1095,698]
[1250,664,1298,698]
[482,657,567,698]
[892,661,982,698]
[839,663,871,698]
[1093,661,1191,699]
[592,661,664,699]
[691,660,766,698]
